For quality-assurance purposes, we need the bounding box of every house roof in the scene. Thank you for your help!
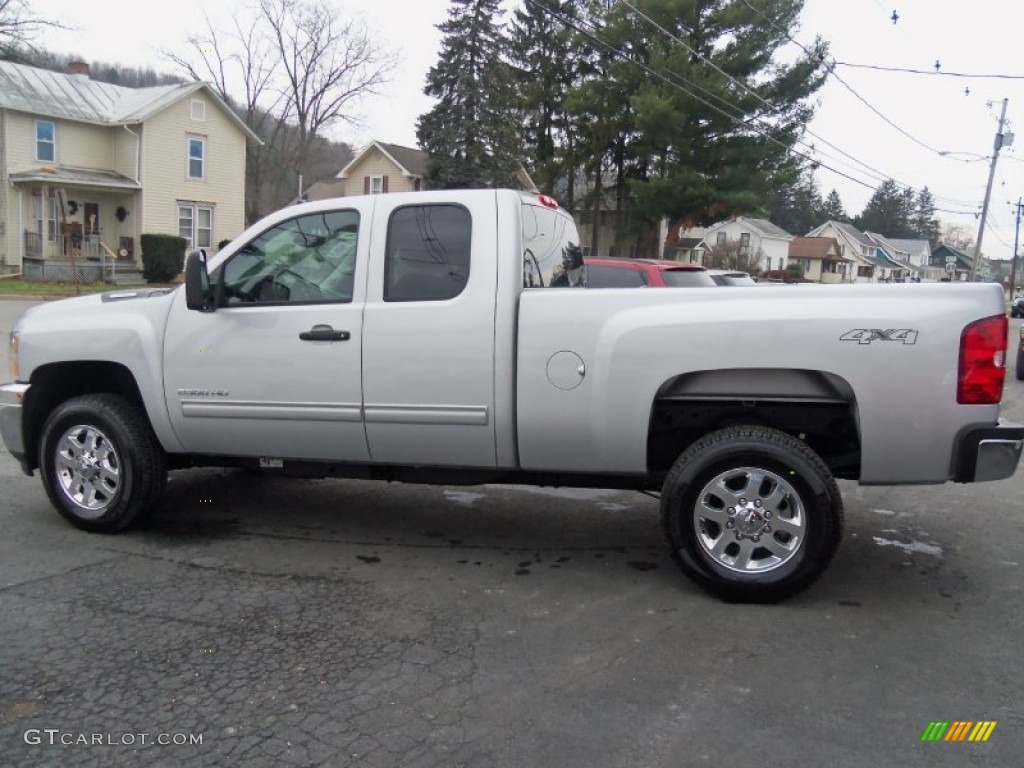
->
[824,220,874,248]
[788,236,848,261]
[338,140,428,179]
[707,216,793,240]
[741,217,793,239]
[932,243,974,268]
[864,232,916,271]
[887,238,931,258]
[9,165,141,190]
[0,61,261,143]
[677,237,706,250]
[294,178,347,205]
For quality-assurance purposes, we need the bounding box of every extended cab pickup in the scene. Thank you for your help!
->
[2,189,1022,602]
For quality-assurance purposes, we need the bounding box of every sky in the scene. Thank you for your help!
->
[28,0,1024,254]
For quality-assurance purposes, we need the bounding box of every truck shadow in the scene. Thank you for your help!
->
[138,467,684,589]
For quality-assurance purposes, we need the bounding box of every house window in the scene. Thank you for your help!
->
[178,203,214,249]
[190,99,206,121]
[35,120,55,162]
[799,258,812,272]
[370,176,384,194]
[187,137,206,179]
[716,232,727,245]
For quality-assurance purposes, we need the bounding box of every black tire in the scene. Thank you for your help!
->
[1016,348,1024,381]
[661,425,843,603]
[39,394,167,533]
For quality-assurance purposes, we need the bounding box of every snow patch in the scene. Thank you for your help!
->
[484,484,622,501]
[872,536,943,558]
[443,490,486,508]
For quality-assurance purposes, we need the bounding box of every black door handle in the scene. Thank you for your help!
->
[299,324,351,341]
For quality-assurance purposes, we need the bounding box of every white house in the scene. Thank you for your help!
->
[700,217,794,273]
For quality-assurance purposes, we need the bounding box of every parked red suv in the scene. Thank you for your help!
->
[585,258,716,288]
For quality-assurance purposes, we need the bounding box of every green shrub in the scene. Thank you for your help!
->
[140,234,187,283]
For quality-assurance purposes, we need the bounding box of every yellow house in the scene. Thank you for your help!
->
[301,141,427,203]
[0,60,261,280]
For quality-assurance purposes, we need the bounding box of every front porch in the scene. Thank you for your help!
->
[10,166,142,281]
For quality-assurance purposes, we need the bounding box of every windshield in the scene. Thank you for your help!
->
[662,269,716,287]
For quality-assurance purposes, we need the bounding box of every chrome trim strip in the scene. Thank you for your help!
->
[364,404,490,426]
[180,400,363,422]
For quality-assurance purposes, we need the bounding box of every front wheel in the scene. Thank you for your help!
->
[39,394,167,532]
[661,426,843,603]
[1016,348,1024,381]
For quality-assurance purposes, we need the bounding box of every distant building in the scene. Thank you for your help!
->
[787,236,850,283]
[699,217,794,273]
[0,59,261,276]
[930,243,974,281]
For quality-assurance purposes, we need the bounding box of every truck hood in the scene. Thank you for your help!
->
[15,287,180,382]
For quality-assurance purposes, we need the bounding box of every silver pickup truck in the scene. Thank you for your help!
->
[2,189,1022,602]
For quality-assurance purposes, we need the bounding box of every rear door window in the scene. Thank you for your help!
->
[384,205,471,302]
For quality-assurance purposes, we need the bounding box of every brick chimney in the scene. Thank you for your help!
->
[67,61,91,78]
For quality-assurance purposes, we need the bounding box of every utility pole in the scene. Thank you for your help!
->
[970,98,1010,281]
[1011,197,1023,297]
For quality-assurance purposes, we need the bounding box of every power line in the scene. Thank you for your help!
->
[986,220,1011,249]
[738,0,945,157]
[835,61,1024,80]
[523,0,881,193]
[622,0,980,208]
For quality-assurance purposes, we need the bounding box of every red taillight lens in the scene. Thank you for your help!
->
[958,314,1008,404]
[538,194,559,209]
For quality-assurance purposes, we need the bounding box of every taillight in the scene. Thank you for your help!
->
[958,314,1007,404]
[537,194,559,209]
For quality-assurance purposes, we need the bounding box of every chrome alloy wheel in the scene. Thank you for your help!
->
[54,424,122,518]
[693,466,805,573]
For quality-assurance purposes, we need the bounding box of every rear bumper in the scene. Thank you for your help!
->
[0,382,29,473]
[953,419,1024,482]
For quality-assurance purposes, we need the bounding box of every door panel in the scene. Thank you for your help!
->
[361,193,498,467]
[163,205,370,462]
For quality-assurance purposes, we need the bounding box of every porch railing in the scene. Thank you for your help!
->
[22,231,124,283]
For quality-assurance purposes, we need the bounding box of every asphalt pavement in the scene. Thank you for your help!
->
[1,298,1022,767]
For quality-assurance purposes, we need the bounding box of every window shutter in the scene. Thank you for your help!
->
[382,175,389,193]
[363,176,370,194]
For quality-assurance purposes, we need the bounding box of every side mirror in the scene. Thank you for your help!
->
[185,250,214,311]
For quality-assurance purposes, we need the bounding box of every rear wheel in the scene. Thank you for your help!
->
[661,425,843,603]
[39,394,167,532]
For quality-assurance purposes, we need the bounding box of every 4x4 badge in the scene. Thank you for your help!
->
[840,329,918,345]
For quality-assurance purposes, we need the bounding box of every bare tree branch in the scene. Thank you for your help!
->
[0,0,66,59]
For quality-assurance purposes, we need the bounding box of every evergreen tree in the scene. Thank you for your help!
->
[576,0,829,254]
[508,0,582,197]
[820,189,847,222]
[770,170,823,235]
[856,178,915,238]
[416,0,521,189]
[913,187,941,245]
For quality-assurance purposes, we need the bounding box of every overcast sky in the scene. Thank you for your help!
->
[30,0,1024,252]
